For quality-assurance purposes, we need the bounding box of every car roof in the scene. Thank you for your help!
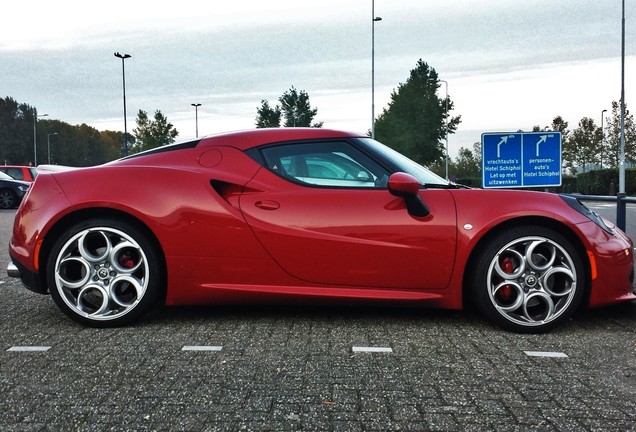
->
[197,128,366,151]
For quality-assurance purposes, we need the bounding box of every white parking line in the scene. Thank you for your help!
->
[524,351,568,358]
[181,345,223,351]
[7,346,51,352]
[352,346,393,353]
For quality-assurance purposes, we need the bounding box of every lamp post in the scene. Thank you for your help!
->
[47,133,58,164]
[33,113,48,166]
[600,109,607,169]
[439,80,449,179]
[371,0,382,139]
[616,0,627,232]
[191,103,201,137]
[114,52,131,156]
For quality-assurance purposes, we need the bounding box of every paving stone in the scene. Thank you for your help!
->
[1,210,636,431]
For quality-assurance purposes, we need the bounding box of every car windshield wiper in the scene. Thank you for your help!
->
[422,182,460,189]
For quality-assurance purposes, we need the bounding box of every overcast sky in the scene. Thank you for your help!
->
[2,0,634,157]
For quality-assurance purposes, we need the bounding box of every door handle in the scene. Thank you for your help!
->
[255,200,280,210]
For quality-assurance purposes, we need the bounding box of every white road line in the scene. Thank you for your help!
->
[352,346,393,353]
[182,345,223,351]
[524,351,568,358]
[7,346,51,352]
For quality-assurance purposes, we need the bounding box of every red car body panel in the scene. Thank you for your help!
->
[240,169,457,289]
[8,128,635,316]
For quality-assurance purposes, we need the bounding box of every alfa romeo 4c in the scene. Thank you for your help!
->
[7,128,635,332]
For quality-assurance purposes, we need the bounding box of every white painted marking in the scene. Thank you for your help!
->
[352,346,393,353]
[7,346,51,352]
[181,345,223,351]
[524,351,568,358]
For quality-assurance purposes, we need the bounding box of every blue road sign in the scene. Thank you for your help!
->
[482,132,561,188]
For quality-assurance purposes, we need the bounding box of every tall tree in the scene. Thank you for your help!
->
[255,100,281,128]
[603,100,636,168]
[279,86,322,127]
[567,117,601,172]
[453,145,481,179]
[255,86,322,128]
[549,116,573,172]
[374,59,461,166]
[0,97,34,165]
[131,110,178,154]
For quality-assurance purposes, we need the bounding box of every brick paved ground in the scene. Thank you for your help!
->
[1,208,635,431]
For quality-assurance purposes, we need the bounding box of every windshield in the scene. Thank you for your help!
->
[359,138,450,186]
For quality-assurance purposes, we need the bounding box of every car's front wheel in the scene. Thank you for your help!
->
[47,218,165,327]
[471,225,585,333]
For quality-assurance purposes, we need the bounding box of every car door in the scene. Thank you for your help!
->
[239,140,457,290]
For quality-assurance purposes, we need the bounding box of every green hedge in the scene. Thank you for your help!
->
[574,169,636,195]
[453,170,636,195]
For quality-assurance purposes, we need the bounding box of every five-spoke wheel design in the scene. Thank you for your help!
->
[48,219,164,326]
[473,226,585,333]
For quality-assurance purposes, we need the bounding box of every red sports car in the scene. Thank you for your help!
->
[7,128,635,332]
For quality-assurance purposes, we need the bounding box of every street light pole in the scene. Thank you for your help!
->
[600,109,607,169]
[191,103,201,137]
[47,132,58,164]
[114,52,132,156]
[439,80,449,179]
[33,112,48,166]
[619,0,626,194]
[371,0,382,139]
[616,0,627,232]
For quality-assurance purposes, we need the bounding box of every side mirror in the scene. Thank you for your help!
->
[388,172,421,196]
[387,172,430,217]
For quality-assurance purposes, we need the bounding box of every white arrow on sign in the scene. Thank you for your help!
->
[497,136,509,158]
[535,135,547,157]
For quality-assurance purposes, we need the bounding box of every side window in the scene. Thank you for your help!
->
[7,168,23,180]
[260,141,390,188]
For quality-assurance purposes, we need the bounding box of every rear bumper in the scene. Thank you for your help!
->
[7,255,48,295]
[7,262,20,278]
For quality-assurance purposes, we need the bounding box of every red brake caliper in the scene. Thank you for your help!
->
[119,252,135,269]
[498,256,514,303]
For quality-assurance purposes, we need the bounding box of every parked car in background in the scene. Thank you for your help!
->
[0,171,30,209]
[0,165,37,182]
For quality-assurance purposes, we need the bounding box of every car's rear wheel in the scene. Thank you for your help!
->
[471,225,585,333]
[0,189,17,209]
[47,218,165,327]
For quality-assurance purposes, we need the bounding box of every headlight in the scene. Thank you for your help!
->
[559,195,614,234]
[17,185,29,192]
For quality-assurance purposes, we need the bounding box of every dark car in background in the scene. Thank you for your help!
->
[0,171,30,209]
[0,165,37,182]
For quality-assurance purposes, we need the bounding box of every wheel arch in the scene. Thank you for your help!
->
[39,207,167,302]
[462,216,592,311]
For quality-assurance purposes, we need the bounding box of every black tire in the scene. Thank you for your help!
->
[470,225,585,333]
[0,189,17,209]
[46,218,165,327]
